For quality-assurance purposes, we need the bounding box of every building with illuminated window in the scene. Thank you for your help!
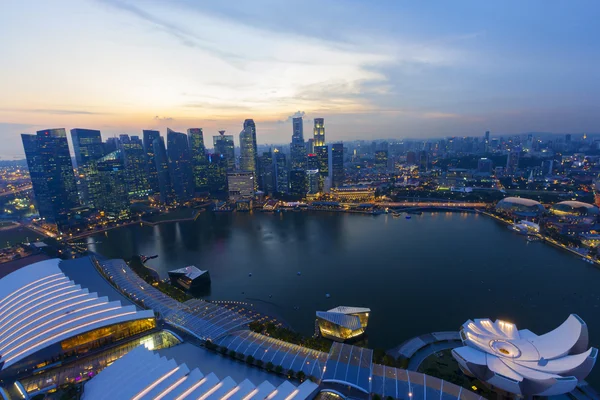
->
[549,201,599,220]
[227,171,254,200]
[330,187,375,202]
[313,118,325,147]
[142,130,161,193]
[495,197,544,218]
[213,131,235,171]
[316,306,370,342]
[0,258,156,384]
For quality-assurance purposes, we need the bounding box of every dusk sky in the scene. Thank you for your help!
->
[1,0,599,158]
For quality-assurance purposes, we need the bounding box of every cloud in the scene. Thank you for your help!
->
[277,111,307,124]
[154,116,174,121]
[1,109,102,115]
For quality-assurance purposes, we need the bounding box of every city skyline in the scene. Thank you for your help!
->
[1,0,600,159]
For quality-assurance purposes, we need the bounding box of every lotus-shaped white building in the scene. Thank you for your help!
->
[452,315,597,396]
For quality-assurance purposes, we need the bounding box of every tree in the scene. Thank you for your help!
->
[296,370,306,382]
[373,394,381,400]
[228,350,237,358]
[256,359,264,368]
[275,365,283,374]
[382,354,396,367]
[219,346,228,354]
[246,355,255,364]
[237,352,245,360]
[266,361,274,371]
[287,369,295,378]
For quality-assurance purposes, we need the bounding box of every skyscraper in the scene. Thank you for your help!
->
[22,129,79,226]
[290,117,306,169]
[153,136,175,204]
[273,150,288,194]
[328,143,344,189]
[315,145,329,191]
[506,150,520,176]
[188,128,208,192]
[206,153,228,194]
[143,130,161,193]
[213,131,235,170]
[418,150,428,172]
[289,169,307,197]
[374,150,388,169]
[259,151,274,195]
[70,129,105,206]
[95,150,130,218]
[70,129,104,168]
[313,118,325,147]
[119,135,150,199]
[239,119,258,175]
[227,171,255,200]
[167,128,194,202]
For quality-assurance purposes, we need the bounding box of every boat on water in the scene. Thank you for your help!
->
[405,215,411,219]
[391,211,402,218]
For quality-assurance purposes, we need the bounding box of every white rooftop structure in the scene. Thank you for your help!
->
[0,259,154,372]
[452,314,597,396]
[168,266,209,281]
[83,346,318,400]
[315,311,362,330]
[327,306,370,315]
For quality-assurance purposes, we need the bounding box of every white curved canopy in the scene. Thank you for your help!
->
[0,259,154,371]
[452,315,597,396]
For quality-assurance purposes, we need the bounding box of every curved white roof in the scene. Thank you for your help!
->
[553,200,596,209]
[0,259,154,371]
[169,266,208,281]
[83,346,318,400]
[498,197,542,206]
[452,315,597,396]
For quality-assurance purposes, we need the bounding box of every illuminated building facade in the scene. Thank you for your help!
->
[22,129,79,226]
[94,150,130,219]
[227,171,255,200]
[313,118,325,147]
[239,119,258,178]
[142,129,161,193]
[289,169,307,197]
[374,150,388,169]
[495,197,544,218]
[316,306,370,342]
[167,128,194,202]
[330,187,375,202]
[119,135,150,199]
[315,145,329,191]
[213,131,235,170]
[328,143,344,188]
[0,258,156,382]
[453,315,597,396]
[274,150,288,194]
[153,136,175,205]
[206,153,228,194]
[259,150,274,194]
[290,117,306,169]
[188,128,208,192]
[549,201,599,219]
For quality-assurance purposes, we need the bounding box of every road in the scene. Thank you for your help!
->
[0,184,32,197]
[381,202,487,208]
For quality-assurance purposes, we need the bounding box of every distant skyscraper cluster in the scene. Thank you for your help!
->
[21,116,347,227]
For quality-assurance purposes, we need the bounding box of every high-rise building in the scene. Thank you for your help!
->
[22,129,79,226]
[328,143,344,188]
[306,169,320,195]
[167,128,194,202]
[188,128,208,192]
[70,129,105,206]
[418,151,428,172]
[227,171,255,200]
[374,150,388,169]
[206,153,228,194]
[103,137,119,155]
[306,138,314,155]
[95,150,130,219]
[289,169,307,197]
[213,131,235,170]
[313,118,325,147]
[406,151,417,165]
[153,136,175,205]
[566,134,572,143]
[506,150,520,175]
[290,117,306,169]
[315,145,329,191]
[307,153,319,170]
[274,150,288,194]
[119,135,150,199]
[259,151,274,195]
[143,130,161,193]
[239,119,258,175]
[70,129,104,168]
